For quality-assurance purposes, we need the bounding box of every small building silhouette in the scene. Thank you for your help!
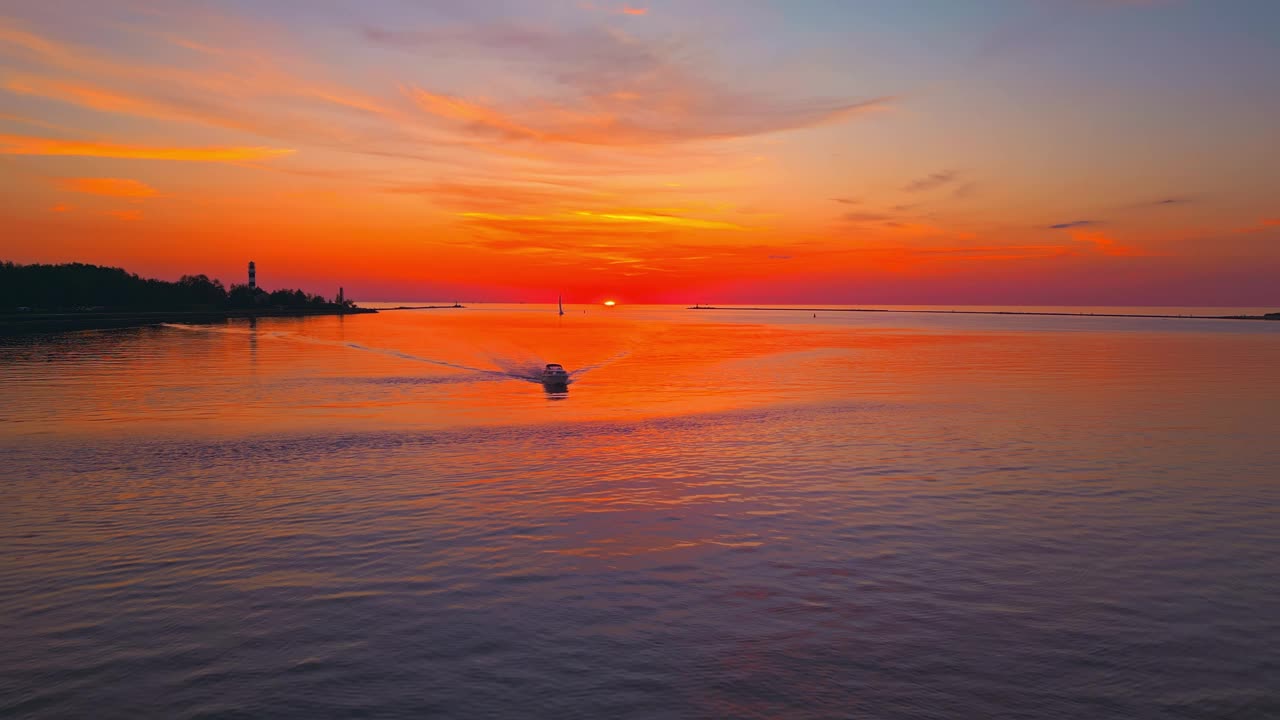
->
[248,260,256,289]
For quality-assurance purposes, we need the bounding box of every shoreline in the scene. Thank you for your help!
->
[688,306,1280,321]
[0,306,376,336]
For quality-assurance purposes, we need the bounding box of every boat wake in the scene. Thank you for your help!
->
[161,324,629,386]
[162,323,506,377]
[569,350,630,378]
[485,349,630,385]
[485,355,559,384]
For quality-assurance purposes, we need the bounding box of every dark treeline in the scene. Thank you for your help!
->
[1,261,349,312]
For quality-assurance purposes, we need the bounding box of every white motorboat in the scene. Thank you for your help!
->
[541,363,570,386]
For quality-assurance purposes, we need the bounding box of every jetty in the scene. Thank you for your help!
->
[380,304,466,310]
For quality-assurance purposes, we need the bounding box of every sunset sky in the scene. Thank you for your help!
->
[1,0,1277,304]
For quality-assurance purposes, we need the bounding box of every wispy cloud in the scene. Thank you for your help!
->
[406,88,543,141]
[1048,219,1099,229]
[621,7,648,16]
[1233,218,1280,234]
[0,111,87,135]
[843,211,893,223]
[403,85,890,148]
[572,210,747,230]
[0,134,293,162]
[829,243,1072,267]
[460,209,748,231]
[384,179,603,210]
[1122,196,1193,209]
[59,177,158,199]
[900,244,1065,261]
[0,19,429,163]
[6,75,200,126]
[1069,229,1149,256]
[903,170,957,193]
[371,23,892,148]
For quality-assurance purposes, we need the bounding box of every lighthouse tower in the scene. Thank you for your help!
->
[248,261,256,289]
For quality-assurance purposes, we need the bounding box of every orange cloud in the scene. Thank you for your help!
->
[0,134,294,162]
[4,76,177,121]
[0,111,86,135]
[59,177,159,199]
[406,85,890,147]
[2,75,356,144]
[383,24,891,148]
[386,180,604,211]
[50,202,72,212]
[571,210,747,230]
[301,89,394,117]
[622,7,648,15]
[1234,218,1280,234]
[1069,229,1148,257]
[407,88,543,141]
[859,244,1070,265]
[459,209,747,231]
[0,21,66,64]
[1,24,402,155]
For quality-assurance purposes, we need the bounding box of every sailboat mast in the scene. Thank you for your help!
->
[558,294,564,316]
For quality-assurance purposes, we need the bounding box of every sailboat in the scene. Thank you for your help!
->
[543,294,570,387]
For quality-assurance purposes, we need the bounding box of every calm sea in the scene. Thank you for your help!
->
[2,305,1278,719]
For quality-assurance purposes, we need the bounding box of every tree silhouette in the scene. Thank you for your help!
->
[1,261,342,311]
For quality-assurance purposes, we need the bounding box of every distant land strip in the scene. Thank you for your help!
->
[688,306,1280,321]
